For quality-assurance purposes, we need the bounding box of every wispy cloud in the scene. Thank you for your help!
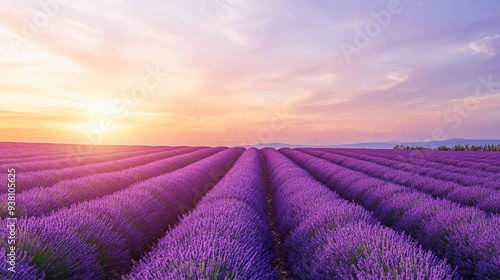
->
[463,35,500,56]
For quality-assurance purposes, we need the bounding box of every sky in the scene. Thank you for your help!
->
[1,0,500,146]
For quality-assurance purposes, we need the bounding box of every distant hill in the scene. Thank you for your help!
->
[244,138,500,149]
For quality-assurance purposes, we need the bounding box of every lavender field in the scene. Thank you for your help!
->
[1,143,499,279]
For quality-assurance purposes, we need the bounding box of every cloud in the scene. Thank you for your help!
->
[463,35,500,56]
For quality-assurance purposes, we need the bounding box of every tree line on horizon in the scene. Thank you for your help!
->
[393,144,500,152]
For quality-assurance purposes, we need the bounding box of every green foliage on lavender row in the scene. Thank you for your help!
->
[393,144,500,151]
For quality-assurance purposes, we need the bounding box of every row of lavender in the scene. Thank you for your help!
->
[7,147,191,193]
[0,142,127,158]
[282,148,500,279]
[1,147,244,279]
[349,148,500,171]
[299,148,500,213]
[0,147,223,218]
[355,148,500,171]
[0,145,170,173]
[0,145,185,199]
[0,143,154,164]
[328,148,500,189]
[1,146,185,194]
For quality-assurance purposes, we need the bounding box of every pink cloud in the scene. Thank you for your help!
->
[464,35,500,56]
